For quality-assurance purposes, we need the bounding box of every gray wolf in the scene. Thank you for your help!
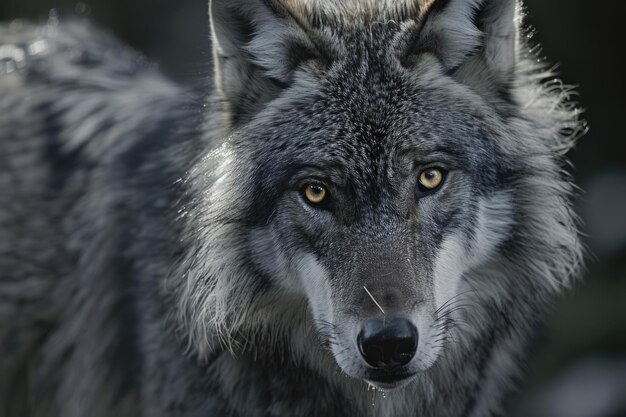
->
[0,0,585,416]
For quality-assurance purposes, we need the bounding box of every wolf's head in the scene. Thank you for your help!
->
[172,0,583,391]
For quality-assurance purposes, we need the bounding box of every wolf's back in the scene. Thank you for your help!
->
[0,19,192,417]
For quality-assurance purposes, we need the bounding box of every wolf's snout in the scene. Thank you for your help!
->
[357,318,418,369]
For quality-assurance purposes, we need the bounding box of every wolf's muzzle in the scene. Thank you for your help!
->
[357,318,418,369]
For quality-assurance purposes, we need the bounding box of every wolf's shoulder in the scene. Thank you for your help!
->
[0,17,197,283]
[0,18,192,164]
[0,17,149,84]
[0,20,197,410]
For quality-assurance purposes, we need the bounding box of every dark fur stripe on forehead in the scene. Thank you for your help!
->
[279,0,445,26]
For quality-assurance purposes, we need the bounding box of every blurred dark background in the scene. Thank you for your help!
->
[1,0,625,415]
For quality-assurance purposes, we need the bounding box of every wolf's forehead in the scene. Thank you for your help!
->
[281,0,439,25]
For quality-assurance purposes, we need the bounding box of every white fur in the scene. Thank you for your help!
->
[433,193,513,310]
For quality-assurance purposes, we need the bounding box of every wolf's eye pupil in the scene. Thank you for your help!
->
[304,185,327,205]
[418,168,444,191]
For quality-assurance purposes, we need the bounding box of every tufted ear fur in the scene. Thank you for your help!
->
[413,0,519,97]
[209,0,327,126]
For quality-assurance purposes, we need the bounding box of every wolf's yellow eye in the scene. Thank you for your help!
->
[304,184,327,205]
[418,168,444,191]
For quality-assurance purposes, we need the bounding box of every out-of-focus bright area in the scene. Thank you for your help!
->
[1,0,625,415]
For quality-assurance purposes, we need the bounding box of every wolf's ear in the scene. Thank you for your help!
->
[414,0,519,95]
[210,0,325,125]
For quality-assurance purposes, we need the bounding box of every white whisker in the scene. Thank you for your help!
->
[363,286,385,315]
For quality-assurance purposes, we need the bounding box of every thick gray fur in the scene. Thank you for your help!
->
[0,0,585,416]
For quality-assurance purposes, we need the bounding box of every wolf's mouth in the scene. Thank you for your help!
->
[365,372,417,391]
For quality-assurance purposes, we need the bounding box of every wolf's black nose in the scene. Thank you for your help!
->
[357,318,418,369]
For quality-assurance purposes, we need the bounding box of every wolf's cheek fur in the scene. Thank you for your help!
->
[433,192,514,312]
[294,254,334,323]
[248,230,335,324]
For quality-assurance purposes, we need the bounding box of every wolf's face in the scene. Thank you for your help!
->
[239,43,514,389]
[176,0,579,392]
